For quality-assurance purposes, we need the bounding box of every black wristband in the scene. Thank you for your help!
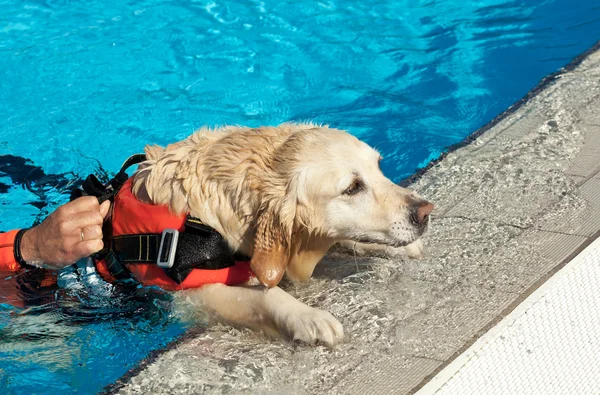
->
[13,228,30,268]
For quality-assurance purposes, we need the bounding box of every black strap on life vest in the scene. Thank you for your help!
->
[109,215,249,283]
[70,154,146,204]
[70,154,249,284]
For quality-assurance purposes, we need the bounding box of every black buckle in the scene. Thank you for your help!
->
[157,229,179,269]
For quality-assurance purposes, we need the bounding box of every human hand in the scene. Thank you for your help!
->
[20,197,110,270]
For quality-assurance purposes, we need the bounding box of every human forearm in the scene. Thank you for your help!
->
[0,197,109,271]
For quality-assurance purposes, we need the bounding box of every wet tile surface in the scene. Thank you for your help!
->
[336,356,441,395]
[566,124,600,177]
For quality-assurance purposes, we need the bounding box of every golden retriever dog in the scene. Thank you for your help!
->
[131,123,433,345]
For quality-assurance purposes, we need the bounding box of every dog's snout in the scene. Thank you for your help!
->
[410,200,434,226]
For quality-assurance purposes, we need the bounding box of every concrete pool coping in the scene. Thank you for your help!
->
[109,40,600,394]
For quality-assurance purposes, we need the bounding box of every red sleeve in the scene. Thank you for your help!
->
[0,230,23,272]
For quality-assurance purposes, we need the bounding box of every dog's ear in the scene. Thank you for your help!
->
[249,132,308,288]
[250,208,292,288]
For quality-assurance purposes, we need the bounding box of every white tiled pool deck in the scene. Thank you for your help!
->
[418,236,600,395]
[110,42,600,394]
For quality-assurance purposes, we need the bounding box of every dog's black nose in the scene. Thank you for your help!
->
[410,200,434,226]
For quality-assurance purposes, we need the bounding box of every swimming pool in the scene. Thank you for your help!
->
[1,0,598,393]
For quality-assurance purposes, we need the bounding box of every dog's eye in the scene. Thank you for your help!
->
[343,178,364,195]
[378,156,383,169]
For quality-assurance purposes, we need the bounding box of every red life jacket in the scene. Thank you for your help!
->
[94,178,254,291]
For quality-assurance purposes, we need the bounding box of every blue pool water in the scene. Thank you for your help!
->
[0,0,598,393]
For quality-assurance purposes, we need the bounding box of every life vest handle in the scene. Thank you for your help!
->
[70,153,147,203]
[118,154,147,176]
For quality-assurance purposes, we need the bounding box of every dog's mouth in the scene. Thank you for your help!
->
[353,222,429,248]
[388,239,417,248]
[354,237,417,248]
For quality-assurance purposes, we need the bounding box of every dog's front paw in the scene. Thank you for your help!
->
[275,306,344,346]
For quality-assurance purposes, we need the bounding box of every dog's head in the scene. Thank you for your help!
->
[251,126,433,286]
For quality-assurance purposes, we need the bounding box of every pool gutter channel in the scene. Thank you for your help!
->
[108,40,600,394]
